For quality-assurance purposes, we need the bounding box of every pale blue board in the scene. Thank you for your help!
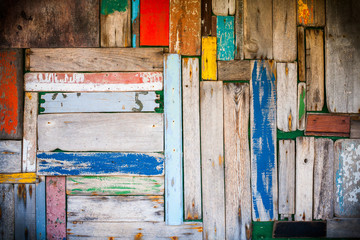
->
[217,16,235,61]
[250,60,277,221]
[164,54,183,225]
[36,178,46,240]
[132,0,140,47]
[15,184,36,240]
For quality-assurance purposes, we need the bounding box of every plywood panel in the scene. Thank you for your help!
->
[15,184,35,240]
[202,37,217,80]
[217,16,235,60]
[297,0,325,26]
[0,140,21,173]
[0,184,14,240]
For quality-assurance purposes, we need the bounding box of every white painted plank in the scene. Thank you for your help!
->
[0,140,21,173]
[297,82,306,130]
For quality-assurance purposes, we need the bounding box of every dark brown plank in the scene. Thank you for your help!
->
[305,114,350,137]
[273,221,326,238]
[201,0,212,36]
[217,60,250,81]
[297,26,305,82]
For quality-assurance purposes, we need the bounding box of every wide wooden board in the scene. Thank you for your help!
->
[218,60,250,80]
[273,221,326,238]
[0,173,36,184]
[327,218,360,238]
[201,0,212,36]
[305,114,350,137]
[213,0,235,16]
[297,27,305,82]
[297,82,306,130]
[0,184,14,240]
[14,184,35,240]
[297,0,325,26]
[36,176,46,240]
[217,16,235,60]
[0,140,22,173]
[131,0,140,47]
[202,37,217,80]
[235,0,244,59]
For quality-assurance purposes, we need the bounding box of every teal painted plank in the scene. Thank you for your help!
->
[217,16,235,61]
[132,0,140,47]
[164,54,183,225]
[15,184,36,240]
[36,177,46,240]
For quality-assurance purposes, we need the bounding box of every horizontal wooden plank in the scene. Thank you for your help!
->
[26,48,163,72]
[37,113,163,152]
[66,176,164,195]
[327,218,360,238]
[305,114,350,137]
[217,60,250,80]
[67,221,203,239]
[0,173,36,183]
[0,140,22,173]
[25,72,163,92]
[67,196,164,222]
[37,152,164,176]
[273,221,326,238]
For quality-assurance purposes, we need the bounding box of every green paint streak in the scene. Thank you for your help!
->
[277,129,304,140]
[68,178,84,184]
[101,0,128,15]
[298,88,305,121]
[155,90,164,113]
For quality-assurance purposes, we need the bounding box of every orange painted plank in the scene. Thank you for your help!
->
[305,114,350,137]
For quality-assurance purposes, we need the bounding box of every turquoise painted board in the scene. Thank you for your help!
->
[164,54,183,225]
[250,60,278,221]
[132,0,140,47]
[217,16,235,61]
[15,184,36,240]
[36,177,46,240]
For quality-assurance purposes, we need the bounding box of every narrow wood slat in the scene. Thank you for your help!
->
[351,117,360,139]
[235,0,244,59]
[37,152,164,176]
[131,0,140,47]
[201,0,212,36]
[327,218,360,238]
[305,114,350,137]
[224,83,251,240]
[202,36,217,80]
[15,184,36,240]
[0,184,14,240]
[297,27,305,82]
[273,221,326,238]
[200,81,225,238]
[0,173,36,184]
[212,0,235,16]
[217,60,250,80]
[297,0,325,26]
[211,16,217,37]
[36,176,46,240]
[0,140,21,173]
[297,82,306,130]
[217,16,235,61]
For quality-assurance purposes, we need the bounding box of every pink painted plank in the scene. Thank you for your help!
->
[46,176,66,240]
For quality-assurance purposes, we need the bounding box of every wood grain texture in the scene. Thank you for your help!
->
[170,0,201,55]
[0,173,36,184]
[101,0,131,47]
[15,184,36,240]
[0,184,14,240]
[250,60,278,221]
[67,196,164,222]
[131,0,140,47]
[326,0,360,113]
[297,0,325,26]
[273,221,326,238]
[277,62,297,132]
[327,218,360,238]
[211,16,217,37]
[297,27,305,82]
[182,58,202,220]
[273,0,296,61]
[26,48,163,72]
[334,139,360,218]
[295,137,314,221]
[218,60,250,80]
[224,83,251,240]
[213,0,235,16]
[297,82,306,130]
[36,176,46,240]
[217,16,235,60]
[200,81,225,239]
[201,0,212,36]
[0,140,21,173]
[313,138,334,220]
[0,0,99,47]
[244,0,273,59]
[305,114,350,137]
[0,49,23,139]
[47,176,66,240]
[37,152,164,176]
[201,36,217,80]
[235,0,244,59]
[37,113,163,152]
[306,29,324,111]
[351,117,360,139]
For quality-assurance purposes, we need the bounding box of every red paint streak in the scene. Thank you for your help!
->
[0,51,18,135]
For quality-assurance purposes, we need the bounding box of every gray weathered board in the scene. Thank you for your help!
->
[212,0,235,16]
[327,218,360,238]
[0,140,22,173]
[37,113,163,152]
[235,0,244,59]
[351,117,360,139]
[217,60,250,80]
[15,184,36,240]
[0,184,14,240]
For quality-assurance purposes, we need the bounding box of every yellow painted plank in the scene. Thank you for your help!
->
[0,173,36,184]
[201,37,217,80]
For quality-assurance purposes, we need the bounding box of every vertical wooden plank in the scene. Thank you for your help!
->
[217,16,235,61]
[306,29,324,111]
[297,0,325,26]
[224,83,251,240]
[164,54,183,225]
[313,138,334,220]
[36,176,46,240]
[244,0,273,59]
[250,60,278,221]
[47,176,66,239]
[182,58,202,220]
[295,137,314,221]
[201,0,212,36]
[235,0,244,59]
[15,184,36,240]
[213,0,235,16]
[170,0,201,55]
[297,27,305,82]
[0,140,22,173]
[350,117,360,139]
[278,140,295,218]
[211,16,217,37]
[140,0,169,46]
[297,82,306,130]
[202,36,217,80]
[0,49,23,139]
[200,81,225,239]
[273,0,296,61]
[22,92,38,172]
[131,0,140,47]
[0,184,14,240]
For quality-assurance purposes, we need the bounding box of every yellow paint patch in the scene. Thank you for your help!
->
[134,233,143,240]
[298,0,313,25]
[202,37,217,80]
[191,226,203,232]
[25,92,32,100]
[288,114,293,130]
[0,173,36,184]
[218,155,223,166]
[170,237,178,240]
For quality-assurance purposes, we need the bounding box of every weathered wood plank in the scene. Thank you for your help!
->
[334,139,360,218]
[305,114,350,137]
[297,82,306,130]
[297,27,305,82]
[101,0,131,47]
[47,176,66,240]
[37,113,163,152]
[0,0,99,48]
[277,63,297,132]
[0,173,36,184]
[327,218,360,238]
[66,176,164,196]
[297,0,325,26]
[235,0,244,59]
[278,140,295,218]
[26,48,163,72]
[313,138,334,220]
[326,0,360,113]
[224,83,251,240]
[40,92,159,113]
[213,0,235,16]
[140,0,169,46]
[201,0,212,36]
[244,0,273,59]
[250,60,278,221]
[217,60,250,80]
[131,0,140,47]
[182,58,201,220]
[273,221,326,238]
[200,81,225,238]
[201,36,217,80]
[170,0,201,55]
[0,184,14,240]
[36,176,46,240]
[211,15,217,37]
[217,16,235,60]
[68,196,164,222]
[0,49,23,139]
[295,137,314,221]
[37,152,164,176]
[351,117,360,139]
[14,184,36,240]
[67,222,203,239]
[0,140,21,173]
[306,29,324,111]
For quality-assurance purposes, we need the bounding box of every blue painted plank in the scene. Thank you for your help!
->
[132,0,140,47]
[250,60,278,221]
[217,16,235,61]
[37,152,164,176]
[15,184,36,240]
[36,177,46,240]
[164,54,183,225]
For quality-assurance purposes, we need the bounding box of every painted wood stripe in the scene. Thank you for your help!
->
[0,184,14,240]
[305,114,350,137]
[0,140,22,173]
[36,176,46,240]
[0,173,36,184]
[131,0,140,47]
[15,184,36,240]
[201,36,217,80]
[217,16,235,61]
[297,82,306,130]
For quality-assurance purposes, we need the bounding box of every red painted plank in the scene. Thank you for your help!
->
[140,0,169,46]
[305,114,350,137]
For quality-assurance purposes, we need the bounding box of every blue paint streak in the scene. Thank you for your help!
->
[36,180,46,240]
[131,0,140,48]
[217,16,235,61]
[37,152,164,176]
[335,152,344,214]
